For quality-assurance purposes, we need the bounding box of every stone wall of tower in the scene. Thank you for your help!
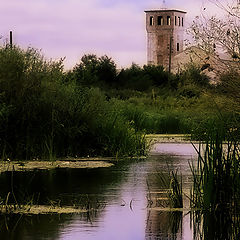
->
[145,9,186,70]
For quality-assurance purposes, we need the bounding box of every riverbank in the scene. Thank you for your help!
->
[146,134,191,144]
[0,134,192,173]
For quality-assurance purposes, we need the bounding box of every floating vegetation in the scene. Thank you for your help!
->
[0,160,114,173]
[0,205,88,215]
[0,192,105,215]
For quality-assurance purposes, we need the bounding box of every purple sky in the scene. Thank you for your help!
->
[0,0,222,69]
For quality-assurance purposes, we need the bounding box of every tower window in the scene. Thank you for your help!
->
[150,16,154,26]
[175,16,177,26]
[167,16,171,25]
[177,43,180,51]
[158,16,163,25]
[178,17,181,26]
[182,17,184,26]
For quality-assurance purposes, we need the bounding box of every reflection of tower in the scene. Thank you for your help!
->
[145,8,186,72]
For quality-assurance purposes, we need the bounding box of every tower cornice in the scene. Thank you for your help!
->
[144,9,187,14]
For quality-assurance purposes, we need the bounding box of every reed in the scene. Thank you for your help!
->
[190,127,240,239]
[190,134,240,211]
[155,169,183,208]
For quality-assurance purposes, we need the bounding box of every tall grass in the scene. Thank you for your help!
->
[190,133,240,211]
[155,169,183,208]
[190,126,240,239]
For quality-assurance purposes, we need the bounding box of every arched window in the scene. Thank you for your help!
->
[167,16,171,25]
[158,16,163,25]
[150,16,154,26]
[177,43,180,52]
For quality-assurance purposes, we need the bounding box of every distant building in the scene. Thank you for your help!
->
[145,9,187,72]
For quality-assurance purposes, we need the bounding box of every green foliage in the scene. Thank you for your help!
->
[155,170,183,208]
[178,63,210,87]
[0,45,145,159]
[178,85,201,98]
[143,65,169,86]
[190,128,240,211]
[116,64,152,91]
[190,121,240,239]
[0,45,234,159]
[116,64,172,91]
[73,54,117,87]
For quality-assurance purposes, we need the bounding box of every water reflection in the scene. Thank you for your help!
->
[0,143,198,240]
[192,210,240,240]
[146,210,183,239]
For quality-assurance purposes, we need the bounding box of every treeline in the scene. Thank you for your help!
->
[68,54,210,93]
[0,45,238,160]
[0,46,146,160]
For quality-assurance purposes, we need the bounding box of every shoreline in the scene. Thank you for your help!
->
[0,134,192,173]
[146,134,191,144]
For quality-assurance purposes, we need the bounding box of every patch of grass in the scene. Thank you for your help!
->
[154,169,183,208]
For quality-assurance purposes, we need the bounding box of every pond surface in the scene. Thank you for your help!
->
[0,143,198,240]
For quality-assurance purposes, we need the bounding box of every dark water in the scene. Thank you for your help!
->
[0,143,198,240]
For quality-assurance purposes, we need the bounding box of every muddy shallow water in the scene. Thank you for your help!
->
[0,143,198,240]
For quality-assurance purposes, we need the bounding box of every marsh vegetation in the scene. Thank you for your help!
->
[0,14,240,237]
[0,43,239,161]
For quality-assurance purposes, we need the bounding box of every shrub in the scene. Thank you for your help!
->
[0,45,146,159]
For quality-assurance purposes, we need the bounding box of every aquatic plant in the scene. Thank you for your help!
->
[190,126,240,239]
[190,135,240,211]
[168,170,183,208]
[155,169,183,208]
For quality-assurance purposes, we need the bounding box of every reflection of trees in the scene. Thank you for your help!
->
[145,210,182,239]
[0,163,128,239]
[0,165,126,204]
[0,214,63,240]
[0,212,107,240]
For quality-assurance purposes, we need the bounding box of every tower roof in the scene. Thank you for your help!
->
[144,9,186,14]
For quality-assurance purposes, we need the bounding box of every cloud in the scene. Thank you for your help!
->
[0,0,225,69]
[0,0,148,68]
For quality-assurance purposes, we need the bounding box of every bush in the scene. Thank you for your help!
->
[73,54,117,87]
[0,45,146,159]
[179,63,210,87]
[178,85,201,98]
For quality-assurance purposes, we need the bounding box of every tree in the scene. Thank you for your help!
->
[73,54,117,87]
[97,55,117,85]
[73,54,99,85]
[188,0,240,113]
[188,0,240,72]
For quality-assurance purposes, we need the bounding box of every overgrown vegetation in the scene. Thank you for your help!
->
[0,45,146,160]
[190,125,240,239]
[154,170,183,209]
[0,41,239,160]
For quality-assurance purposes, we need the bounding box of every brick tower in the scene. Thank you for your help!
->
[145,9,187,72]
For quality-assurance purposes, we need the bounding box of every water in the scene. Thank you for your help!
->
[0,143,198,240]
